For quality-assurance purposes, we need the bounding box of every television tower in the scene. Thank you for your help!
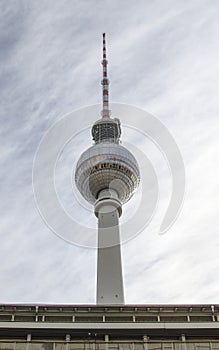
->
[75,34,140,304]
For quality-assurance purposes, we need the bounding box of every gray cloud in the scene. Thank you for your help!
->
[0,0,219,303]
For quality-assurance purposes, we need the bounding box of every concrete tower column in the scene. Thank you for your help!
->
[95,189,124,304]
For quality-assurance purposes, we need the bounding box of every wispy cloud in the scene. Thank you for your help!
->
[0,0,219,303]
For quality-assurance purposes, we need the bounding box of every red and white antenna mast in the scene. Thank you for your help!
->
[101,33,111,118]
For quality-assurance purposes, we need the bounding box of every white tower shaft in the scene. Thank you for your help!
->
[95,190,124,304]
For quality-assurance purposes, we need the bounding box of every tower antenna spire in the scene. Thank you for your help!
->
[101,33,110,118]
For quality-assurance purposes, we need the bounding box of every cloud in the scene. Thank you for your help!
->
[0,0,219,303]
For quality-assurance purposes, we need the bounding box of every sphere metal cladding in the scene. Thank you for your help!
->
[75,142,140,205]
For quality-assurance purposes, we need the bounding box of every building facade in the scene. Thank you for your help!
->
[0,304,219,350]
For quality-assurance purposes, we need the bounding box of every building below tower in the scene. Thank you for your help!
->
[0,304,219,350]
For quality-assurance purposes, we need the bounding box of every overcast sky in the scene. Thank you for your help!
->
[0,0,219,304]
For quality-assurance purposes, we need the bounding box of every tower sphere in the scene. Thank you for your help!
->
[75,139,140,205]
